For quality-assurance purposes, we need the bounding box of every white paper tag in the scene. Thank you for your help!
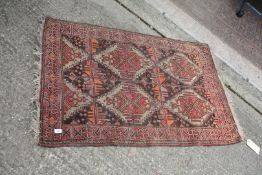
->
[247,139,260,155]
[54,128,63,134]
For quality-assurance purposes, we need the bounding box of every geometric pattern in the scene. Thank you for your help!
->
[158,53,202,85]
[39,17,241,147]
[164,89,215,126]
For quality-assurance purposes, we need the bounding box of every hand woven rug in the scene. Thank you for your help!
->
[38,17,241,147]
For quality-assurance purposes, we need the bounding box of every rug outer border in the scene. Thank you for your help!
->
[38,17,241,147]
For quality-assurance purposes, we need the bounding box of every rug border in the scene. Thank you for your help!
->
[38,16,241,147]
[39,138,241,148]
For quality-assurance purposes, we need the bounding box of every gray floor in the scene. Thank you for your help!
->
[0,0,261,174]
[171,0,262,69]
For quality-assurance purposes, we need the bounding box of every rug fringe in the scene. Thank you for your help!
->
[30,15,45,145]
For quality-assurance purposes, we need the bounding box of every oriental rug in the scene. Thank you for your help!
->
[38,17,241,147]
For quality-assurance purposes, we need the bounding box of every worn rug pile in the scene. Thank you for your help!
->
[39,17,240,147]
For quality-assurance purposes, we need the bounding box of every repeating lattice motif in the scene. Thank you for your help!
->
[39,17,241,147]
[61,36,215,127]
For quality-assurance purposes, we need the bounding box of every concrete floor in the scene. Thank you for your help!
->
[170,0,262,69]
[0,0,261,174]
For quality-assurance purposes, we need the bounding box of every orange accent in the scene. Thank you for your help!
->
[88,104,96,124]
[49,94,55,100]
[166,115,174,126]
[153,86,161,101]
[93,79,104,96]
[84,60,94,76]
[91,38,98,53]
[158,74,166,84]
[155,68,165,101]
[48,116,55,126]
[94,79,102,84]
[88,114,95,123]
